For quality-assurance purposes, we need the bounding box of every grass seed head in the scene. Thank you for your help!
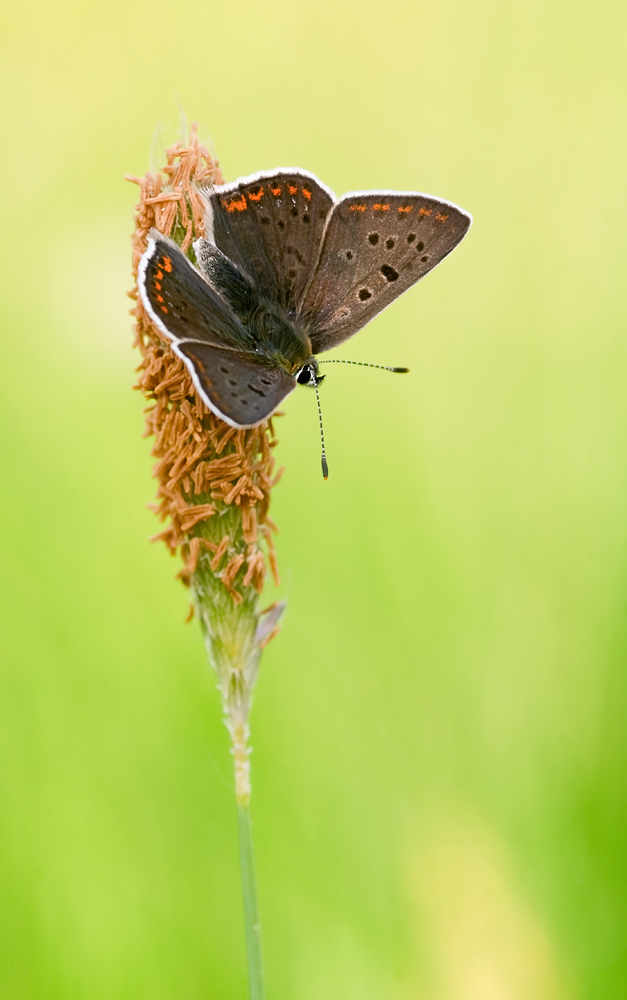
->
[128,125,284,802]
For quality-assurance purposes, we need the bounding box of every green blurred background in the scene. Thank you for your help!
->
[1,0,626,996]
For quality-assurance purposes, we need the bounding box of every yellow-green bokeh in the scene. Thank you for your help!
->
[1,0,626,996]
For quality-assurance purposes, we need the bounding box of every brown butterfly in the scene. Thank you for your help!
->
[138,169,471,473]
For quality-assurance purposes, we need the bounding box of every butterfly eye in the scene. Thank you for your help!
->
[297,366,312,385]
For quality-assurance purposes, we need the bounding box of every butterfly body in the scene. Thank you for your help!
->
[225,288,314,377]
[138,168,471,428]
[193,235,315,373]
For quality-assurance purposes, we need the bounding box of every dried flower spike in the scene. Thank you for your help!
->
[127,125,285,806]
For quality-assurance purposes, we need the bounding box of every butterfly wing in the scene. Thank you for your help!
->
[139,231,255,350]
[203,169,335,313]
[299,192,472,354]
[138,232,295,427]
[175,342,296,428]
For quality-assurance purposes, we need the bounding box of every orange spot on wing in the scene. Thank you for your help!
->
[155,270,163,279]
[398,205,413,214]
[350,204,367,211]
[271,186,281,196]
[373,203,390,211]
[288,184,298,195]
[162,256,173,272]
[419,208,432,217]
[435,213,449,222]
[160,306,169,313]
[154,281,162,290]
[302,188,312,201]
[248,188,264,201]
[156,295,164,303]
[223,194,247,212]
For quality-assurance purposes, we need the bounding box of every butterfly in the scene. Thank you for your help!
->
[138,168,471,443]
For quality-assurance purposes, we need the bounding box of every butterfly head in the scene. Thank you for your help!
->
[295,361,325,386]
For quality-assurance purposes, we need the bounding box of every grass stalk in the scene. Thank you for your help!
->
[237,800,265,1000]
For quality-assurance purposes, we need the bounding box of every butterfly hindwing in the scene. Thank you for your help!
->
[138,232,255,351]
[300,192,472,354]
[203,169,335,313]
[175,342,296,428]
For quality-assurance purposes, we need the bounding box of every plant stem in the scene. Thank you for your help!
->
[237,800,265,1000]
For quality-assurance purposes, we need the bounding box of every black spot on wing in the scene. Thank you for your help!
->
[381,264,399,282]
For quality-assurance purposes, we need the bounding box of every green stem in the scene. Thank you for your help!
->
[237,801,265,1000]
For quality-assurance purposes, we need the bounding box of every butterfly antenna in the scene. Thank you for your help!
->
[313,374,329,480]
[317,359,409,373]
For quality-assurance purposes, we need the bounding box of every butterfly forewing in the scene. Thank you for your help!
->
[139,233,254,351]
[300,192,471,354]
[204,170,335,314]
[175,342,296,427]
